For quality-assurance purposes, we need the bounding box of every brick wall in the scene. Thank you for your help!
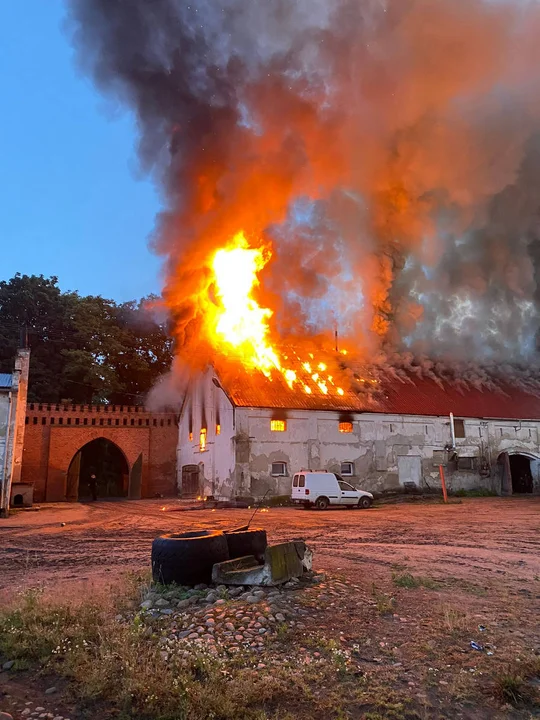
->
[21,403,178,502]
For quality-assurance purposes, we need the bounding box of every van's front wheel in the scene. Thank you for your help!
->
[315,496,329,510]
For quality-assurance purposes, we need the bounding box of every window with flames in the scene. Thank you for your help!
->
[199,428,207,452]
[339,421,353,433]
[270,419,287,432]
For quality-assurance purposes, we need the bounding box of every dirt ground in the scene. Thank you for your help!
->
[1,497,539,598]
[1,497,540,718]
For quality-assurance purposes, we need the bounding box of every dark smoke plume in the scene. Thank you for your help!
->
[68,0,540,372]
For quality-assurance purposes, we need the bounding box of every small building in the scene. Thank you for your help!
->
[0,349,30,517]
[177,363,540,499]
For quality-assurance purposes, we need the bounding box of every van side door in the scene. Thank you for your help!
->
[338,480,360,505]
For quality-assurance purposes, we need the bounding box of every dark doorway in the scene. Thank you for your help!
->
[509,454,533,494]
[13,494,23,507]
[69,438,129,501]
[181,464,200,497]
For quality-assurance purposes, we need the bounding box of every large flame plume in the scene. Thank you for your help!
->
[68,0,540,389]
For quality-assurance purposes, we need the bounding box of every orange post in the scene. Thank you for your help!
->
[439,465,448,503]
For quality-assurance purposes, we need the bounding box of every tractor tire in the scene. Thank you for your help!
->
[151,530,229,586]
[224,528,267,562]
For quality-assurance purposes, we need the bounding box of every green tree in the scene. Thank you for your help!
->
[0,274,173,404]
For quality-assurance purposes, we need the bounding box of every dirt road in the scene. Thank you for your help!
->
[1,497,540,718]
[1,497,539,600]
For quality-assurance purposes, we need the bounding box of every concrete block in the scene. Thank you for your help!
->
[212,541,311,586]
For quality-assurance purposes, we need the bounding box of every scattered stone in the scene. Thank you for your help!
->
[206,592,218,603]
[225,622,235,631]
[160,609,174,616]
[214,599,226,606]
[155,598,169,608]
[35,710,45,714]
[246,595,259,604]
[275,613,285,622]
[229,587,244,597]
[188,633,199,640]
[194,583,208,590]
[0,713,14,720]
[45,687,57,695]
[177,599,191,609]
[22,711,32,717]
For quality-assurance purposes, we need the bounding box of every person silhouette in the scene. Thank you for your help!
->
[89,473,98,501]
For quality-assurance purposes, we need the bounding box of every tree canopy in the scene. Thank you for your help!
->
[0,274,173,404]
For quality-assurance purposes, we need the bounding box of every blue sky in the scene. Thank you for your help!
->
[0,1,163,302]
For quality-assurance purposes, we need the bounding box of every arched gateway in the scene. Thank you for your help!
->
[21,403,178,502]
[497,450,540,495]
[67,438,130,501]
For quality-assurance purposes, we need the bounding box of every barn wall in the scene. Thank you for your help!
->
[177,369,236,497]
[223,409,540,497]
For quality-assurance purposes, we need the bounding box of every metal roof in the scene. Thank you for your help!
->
[0,373,13,389]
[214,360,540,419]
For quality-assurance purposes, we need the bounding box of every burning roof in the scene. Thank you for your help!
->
[214,359,540,420]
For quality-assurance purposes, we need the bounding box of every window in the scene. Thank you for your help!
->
[453,419,465,438]
[298,474,305,488]
[293,475,299,487]
[199,428,207,452]
[339,421,353,434]
[216,423,221,435]
[338,481,356,491]
[189,431,193,442]
[457,456,476,472]
[341,461,354,476]
[271,419,286,432]
[271,462,287,476]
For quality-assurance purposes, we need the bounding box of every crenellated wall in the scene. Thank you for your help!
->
[22,403,178,502]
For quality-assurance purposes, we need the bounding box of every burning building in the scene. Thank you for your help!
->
[178,360,540,499]
[69,0,540,500]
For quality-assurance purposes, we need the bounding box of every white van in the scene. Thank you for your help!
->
[291,471,373,510]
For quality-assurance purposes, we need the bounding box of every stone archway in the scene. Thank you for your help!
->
[497,450,539,495]
[67,438,130,501]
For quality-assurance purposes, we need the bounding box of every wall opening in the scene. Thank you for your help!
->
[68,438,129,501]
[13,494,24,507]
[509,454,533,494]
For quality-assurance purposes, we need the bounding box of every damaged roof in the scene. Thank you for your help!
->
[215,361,540,420]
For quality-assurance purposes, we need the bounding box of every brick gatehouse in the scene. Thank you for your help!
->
[22,403,178,502]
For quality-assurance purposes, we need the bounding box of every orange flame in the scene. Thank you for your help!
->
[204,232,351,397]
